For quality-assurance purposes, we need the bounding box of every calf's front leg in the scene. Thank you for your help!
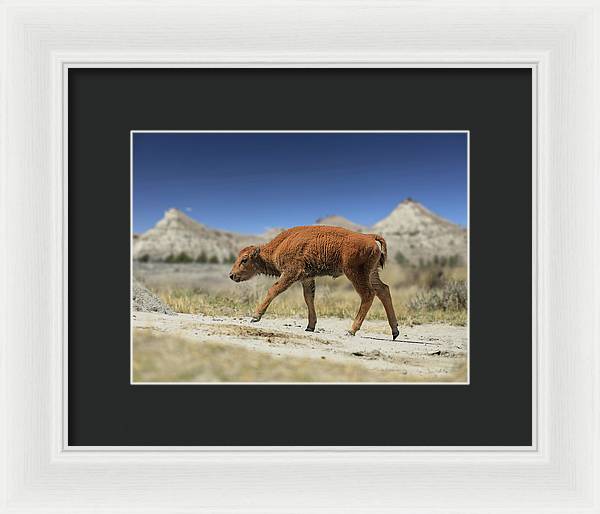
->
[251,272,297,322]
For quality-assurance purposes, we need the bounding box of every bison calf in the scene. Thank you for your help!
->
[229,226,399,339]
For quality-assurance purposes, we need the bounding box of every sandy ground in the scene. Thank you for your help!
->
[133,311,468,382]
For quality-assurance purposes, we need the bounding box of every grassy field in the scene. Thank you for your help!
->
[133,329,467,383]
[152,263,468,326]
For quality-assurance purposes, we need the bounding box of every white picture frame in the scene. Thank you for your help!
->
[1,1,598,512]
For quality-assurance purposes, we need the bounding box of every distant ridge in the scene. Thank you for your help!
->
[133,200,467,265]
[315,215,366,233]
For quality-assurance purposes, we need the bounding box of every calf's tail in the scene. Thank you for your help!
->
[370,234,387,268]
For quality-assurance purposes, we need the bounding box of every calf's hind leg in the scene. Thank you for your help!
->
[345,270,376,336]
[302,279,317,332]
[371,270,399,340]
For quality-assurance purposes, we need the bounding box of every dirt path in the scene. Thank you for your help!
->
[133,312,468,382]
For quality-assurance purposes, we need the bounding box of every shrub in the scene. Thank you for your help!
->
[165,254,175,263]
[418,268,445,289]
[223,253,236,264]
[448,254,460,267]
[408,280,468,312]
[174,252,193,263]
[394,251,409,266]
[138,254,150,263]
[208,255,219,264]
[196,252,207,263]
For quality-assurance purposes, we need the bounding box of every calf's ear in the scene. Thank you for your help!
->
[251,246,261,259]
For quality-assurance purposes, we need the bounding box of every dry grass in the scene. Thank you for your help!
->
[160,288,467,326]
[133,329,467,383]
[408,280,468,312]
[157,264,468,327]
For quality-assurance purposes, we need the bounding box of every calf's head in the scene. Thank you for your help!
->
[229,246,261,282]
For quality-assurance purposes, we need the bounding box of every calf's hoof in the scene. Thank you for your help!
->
[305,326,315,332]
[346,330,356,337]
[392,329,399,341]
[250,315,261,323]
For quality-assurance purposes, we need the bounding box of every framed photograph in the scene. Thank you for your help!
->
[2,1,599,513]
[131,129,470,385]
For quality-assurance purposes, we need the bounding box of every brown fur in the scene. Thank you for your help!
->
[229,226,399,339]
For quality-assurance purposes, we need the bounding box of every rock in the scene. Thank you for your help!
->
[132,279,173,314]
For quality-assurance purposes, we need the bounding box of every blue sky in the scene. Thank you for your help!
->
[132,132,468,235]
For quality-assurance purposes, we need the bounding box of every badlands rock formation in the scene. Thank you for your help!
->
[372,198,467,265]
[132,208,261,262]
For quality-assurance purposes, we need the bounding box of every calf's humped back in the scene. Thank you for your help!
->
[264,225,380,277]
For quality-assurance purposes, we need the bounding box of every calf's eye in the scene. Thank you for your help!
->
[241,258,248,264]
